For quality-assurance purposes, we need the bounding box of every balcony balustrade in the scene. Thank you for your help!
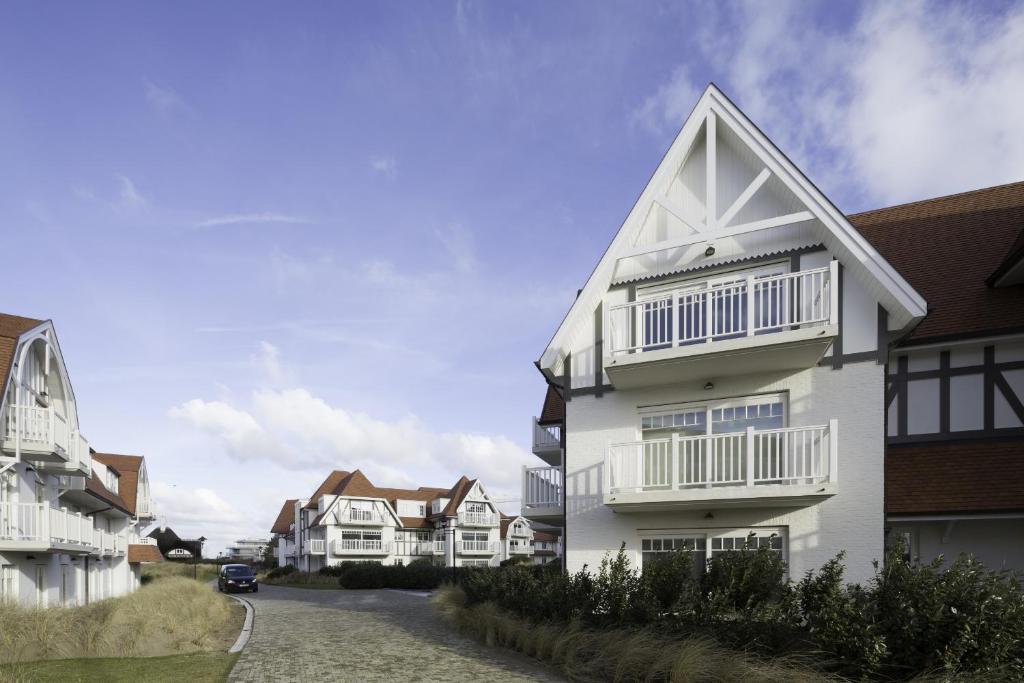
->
[2,404,72,463]
[457,540,497,555]
[457,511,498,527]
[604,263,838,388]
[341,508,386,525]
[0,502,128,554]
[521,466,563,524]
[532,419,561,465]
[332,539,390,555]
[308,539,326,555]
[605,422,838,510]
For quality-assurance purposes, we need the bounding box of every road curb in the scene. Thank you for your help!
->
[227,594,255,654]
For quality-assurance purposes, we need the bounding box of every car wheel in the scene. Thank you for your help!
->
[252,586,258,593]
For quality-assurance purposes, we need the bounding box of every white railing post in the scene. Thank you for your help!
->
[704,284,713,343]
[671,433,680,490]
[670,289,680,347]
[828,419,839,483]
[746,275,756,336]
[745,427,755,487]
[41,503,50,543]
[829,260,839,326]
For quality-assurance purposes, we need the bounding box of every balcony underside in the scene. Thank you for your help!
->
[532,445,562,468]
[1,440,68,464]
[522,504,564,526]
[604,481,837,512]
[0,539,96,554]
[604,325,836,389]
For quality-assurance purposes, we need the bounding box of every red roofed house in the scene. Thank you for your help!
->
[523,84,1024,582]
[1,313,160,607]
[271,470,548,569]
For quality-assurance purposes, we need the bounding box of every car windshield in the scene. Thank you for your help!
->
[224,566,253,577]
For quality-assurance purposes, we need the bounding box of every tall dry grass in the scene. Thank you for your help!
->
[0,577,235,663]
[142,561,220,584]
[434,584,833,683]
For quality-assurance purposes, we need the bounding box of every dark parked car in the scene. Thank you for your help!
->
[217,564,258,593]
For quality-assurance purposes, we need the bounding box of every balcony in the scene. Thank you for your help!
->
[2,404,73,464]
[532,419,561,465]
[457,511,498,527]
[0,502,128,555]
[332,539,390,555]
[340,508,386,525]
[308,539,326,555]
[522,466,563,524]
[136,497,157,520]
[458,540,497,555]
[509,543,532,555]
[604,422,838,511]
[604,263,838,388]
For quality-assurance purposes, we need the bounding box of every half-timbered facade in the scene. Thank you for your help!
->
[1,313,160,606]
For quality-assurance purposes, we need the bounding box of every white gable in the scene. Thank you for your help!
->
[539,84,926,373]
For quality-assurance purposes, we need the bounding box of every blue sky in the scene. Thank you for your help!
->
[2,1,1022,553]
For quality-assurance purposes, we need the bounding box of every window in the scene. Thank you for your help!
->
[35,566,46,608]
[417,503,426,516]
[462,559,489,567]
[1,565,14,602]
[462,531,488,542]
[641,395,786,439]
[465,502,487,514]
[640,528,786,572]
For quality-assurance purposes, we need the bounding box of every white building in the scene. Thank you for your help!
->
[522,85,1024,581]
[226,538,269,563]
[1,313,160,607]
[271,470,560,569]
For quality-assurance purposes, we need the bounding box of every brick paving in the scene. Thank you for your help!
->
[227,585,564,682]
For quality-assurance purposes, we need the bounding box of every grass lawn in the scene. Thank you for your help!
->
[1,652,240,683]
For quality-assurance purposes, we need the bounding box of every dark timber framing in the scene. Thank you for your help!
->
[886,345,1024,444]
[831,260,844,370]
[594,303,604,397]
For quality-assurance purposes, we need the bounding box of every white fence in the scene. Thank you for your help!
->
[3,404,71,456]
[458,540,497,554]
[606,422,837,495]
[606,263,837,357]
[522,466,562,509]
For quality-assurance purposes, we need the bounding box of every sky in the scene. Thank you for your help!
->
[2,1,1022,555]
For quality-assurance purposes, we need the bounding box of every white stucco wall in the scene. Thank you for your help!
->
[564,360,886,585]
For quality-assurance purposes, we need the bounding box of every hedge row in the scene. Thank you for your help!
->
[459,540,1024,680]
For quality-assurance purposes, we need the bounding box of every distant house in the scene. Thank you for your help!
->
[271,469,561,569]
[0,313,160,607]
[225,538,269,563]
[148,527,204,560]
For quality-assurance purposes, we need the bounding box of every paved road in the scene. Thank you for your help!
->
[227,585,564,682]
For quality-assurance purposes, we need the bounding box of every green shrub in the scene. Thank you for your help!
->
[265,564,297,580]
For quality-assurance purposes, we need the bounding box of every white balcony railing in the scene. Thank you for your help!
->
[509,543,532,555]
[458,540,497,554]
[308,539,326,554]
[606,264,836,358]
[606,423,837,496]
[2,404,71,459]
[532,419,561,453]
[458,511,498,527]
[432,540,446,554]
[0,502,131,554]
[342,508,384,524]
[523,466,562,509]
[333,539,390,554]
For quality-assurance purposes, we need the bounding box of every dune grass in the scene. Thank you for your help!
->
[0,652,240,683]
[434,584,833,683]
[142,561,221,584]
[0,577,240,664]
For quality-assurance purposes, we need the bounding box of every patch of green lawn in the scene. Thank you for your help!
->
[2,652,239,683]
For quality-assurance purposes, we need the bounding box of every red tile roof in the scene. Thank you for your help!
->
[127,543,164,563]
[92,453,144,516]
[270,499,298,534]
[84,466,132,515]
[303,471,352,509]
[399,516,433,529]
[852,181,1024,344]
[886,441,1024,515]
[538,385,565,425]
[533,530,560,543]
[0,313,45,403]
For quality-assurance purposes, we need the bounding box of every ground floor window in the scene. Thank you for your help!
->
[461,559,490,567]
[1,564,14,602]
[640,528,786,571]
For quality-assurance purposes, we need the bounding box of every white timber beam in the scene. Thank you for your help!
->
[705,111,717,230]
[652,196,705,234]
[719,168,770,228]
[618,210,815,260]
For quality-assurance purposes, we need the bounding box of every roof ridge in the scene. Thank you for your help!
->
[849,179,1024,219]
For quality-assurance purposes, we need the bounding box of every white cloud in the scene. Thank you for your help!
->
[194,213,311,228]
[150,482,255,555]
[638,1,1024,208]
[114,174,148,213]
[251,341,292,385]
[144,79,189,116]
[435,223,476,273]
[170,385,534,498]
[369,155,398,179]
[631,65,701,135]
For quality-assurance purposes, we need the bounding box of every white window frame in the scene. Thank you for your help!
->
[638,527,788,571]
[638,392,788,439]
